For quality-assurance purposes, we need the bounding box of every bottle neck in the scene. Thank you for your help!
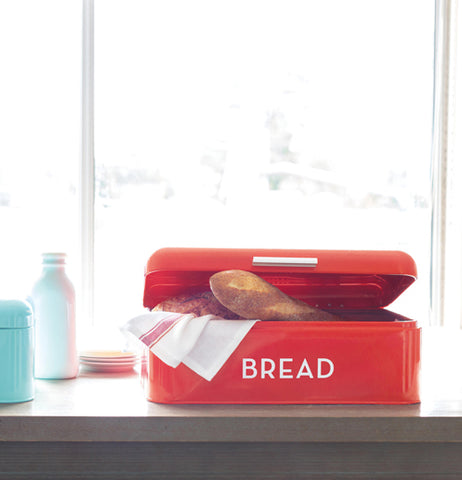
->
[42,263,66,272]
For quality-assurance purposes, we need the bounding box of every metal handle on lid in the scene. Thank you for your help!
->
[252,256,318,268]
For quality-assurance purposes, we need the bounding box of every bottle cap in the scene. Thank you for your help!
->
[41,253,67,265]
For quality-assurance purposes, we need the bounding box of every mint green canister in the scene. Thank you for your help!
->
[0,300,34,403]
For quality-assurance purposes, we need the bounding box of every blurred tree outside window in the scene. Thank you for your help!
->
[0,0,435,342]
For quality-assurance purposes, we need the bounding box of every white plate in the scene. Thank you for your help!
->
[80,350,137,359]
[80,362,136,373]
[80,360,138,367]
[80,356,138,364]
[79,350,140,372]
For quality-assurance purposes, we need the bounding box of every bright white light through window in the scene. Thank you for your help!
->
[0,0,81,295]
[0,1,435,337]
[94,0,435,326]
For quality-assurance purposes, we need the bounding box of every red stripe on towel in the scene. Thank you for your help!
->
[139,313,184,347]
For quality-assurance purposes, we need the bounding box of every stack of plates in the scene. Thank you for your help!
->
[79,350,139,373]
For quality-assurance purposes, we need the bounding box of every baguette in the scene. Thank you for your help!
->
[209,269,340,321]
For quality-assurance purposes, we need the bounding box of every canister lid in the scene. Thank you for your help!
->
[143,248,418,310]
[0,300,33,328]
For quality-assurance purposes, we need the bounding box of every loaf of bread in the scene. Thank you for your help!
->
[209,269,340,322]
[152,290,241,319]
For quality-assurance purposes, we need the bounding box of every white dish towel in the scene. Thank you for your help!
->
[123,312,258,381]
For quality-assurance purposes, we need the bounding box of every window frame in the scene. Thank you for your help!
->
[81,0,454,327]
[431,0,462,327]
[80,0,95,325]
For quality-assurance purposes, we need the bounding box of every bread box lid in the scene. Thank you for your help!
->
[143,248,417,311]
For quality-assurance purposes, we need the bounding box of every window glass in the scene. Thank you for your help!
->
[0,1,81,297]
[94,0,434,326]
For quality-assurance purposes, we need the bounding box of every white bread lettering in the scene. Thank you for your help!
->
[318,358,335,379]
[242,357,334,379]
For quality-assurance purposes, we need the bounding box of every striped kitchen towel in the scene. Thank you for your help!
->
[122,312,257,381]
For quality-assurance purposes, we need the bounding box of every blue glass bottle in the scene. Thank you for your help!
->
[29,253,79,379]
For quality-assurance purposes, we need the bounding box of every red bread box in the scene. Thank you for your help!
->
[141,248,420,404]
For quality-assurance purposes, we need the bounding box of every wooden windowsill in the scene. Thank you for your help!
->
[1,327,462,478]
[0,326,461,444]
[0,370,461,444]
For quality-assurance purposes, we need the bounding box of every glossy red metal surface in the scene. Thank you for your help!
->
[141,248,420,404]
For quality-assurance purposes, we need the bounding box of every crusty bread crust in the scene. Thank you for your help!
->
[152,290,241,319]
[209,270,340,321]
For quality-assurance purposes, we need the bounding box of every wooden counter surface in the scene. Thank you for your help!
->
[0,371,461,444]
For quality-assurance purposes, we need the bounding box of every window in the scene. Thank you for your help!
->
[432,0,462,328]
[0,1,81,293]
[92,0,435,331]
[1,0,445,346]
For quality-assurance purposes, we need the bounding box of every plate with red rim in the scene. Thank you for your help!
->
[80,350,137,359]
[80,362,138,373]
[79,350,139,371]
